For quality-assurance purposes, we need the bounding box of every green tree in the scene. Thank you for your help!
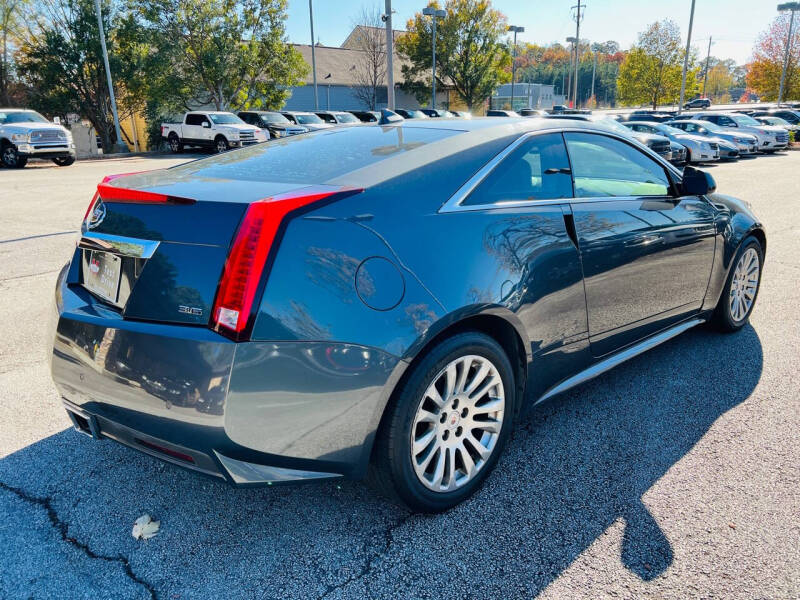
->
[0,0,29,104]
[617,19,698,109]
[130,0,307,111]
[17,0,130,149]
[397,0,511,110]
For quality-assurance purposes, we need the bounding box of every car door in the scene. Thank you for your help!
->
[446,132,591,398]
[563,132,716,357]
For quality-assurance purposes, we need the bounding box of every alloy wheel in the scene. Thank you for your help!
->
[169,137,180,152]
[410,355,505,492]
[216,139,228,153]
[2,145,17,167]
[729,247,760,322]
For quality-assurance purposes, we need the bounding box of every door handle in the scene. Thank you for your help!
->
[544,168,572,175]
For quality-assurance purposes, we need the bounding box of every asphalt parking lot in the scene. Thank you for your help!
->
[0,152,798,600]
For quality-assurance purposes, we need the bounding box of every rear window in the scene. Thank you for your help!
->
[168,126,460,184]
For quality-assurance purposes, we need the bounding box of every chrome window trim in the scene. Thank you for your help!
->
[79,232,160,259]
[438,127,684,214]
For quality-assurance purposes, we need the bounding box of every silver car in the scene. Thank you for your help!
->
[669,120,759,156]
[624,121,719,163]
[689,112,788,152]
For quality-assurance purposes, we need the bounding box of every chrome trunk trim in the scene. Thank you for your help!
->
[79,232,160,259]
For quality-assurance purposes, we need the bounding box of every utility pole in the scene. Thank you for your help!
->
[508,25,525,111]
[422,6,446,109]
[590,49,597,104]
[384,0,395,109]
[702,36,713,98]
[571,1,585,108]
[309,0,318,110]
[93,0,126,153]
[678,0,696,114]
[777,3,800,105]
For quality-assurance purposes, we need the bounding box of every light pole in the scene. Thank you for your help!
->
[508,25,524,111]
[778,2,800,104]
[93,0,126,153]
[383,1,396,109]
[309,0,318,110]
[571,1,585,108]
[678,0,696,114]
[566,36,577,105]
[702,36,714,98]
[422,6,446,109]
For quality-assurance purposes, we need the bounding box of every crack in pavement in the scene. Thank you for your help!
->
[317,511,415,600]
[0,480,158,600]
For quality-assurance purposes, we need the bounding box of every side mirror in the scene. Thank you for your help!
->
[202,121,211,128]
[681,166,716,196]
[53,116,61,125]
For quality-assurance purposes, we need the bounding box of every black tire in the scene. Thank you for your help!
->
[1,142,27,168]
[369,331,517,513]
[52,156,75,167]
[214,136,229,153]
[711,235,764,333]
[168,133,183,153]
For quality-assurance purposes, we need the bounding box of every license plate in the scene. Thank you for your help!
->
[84,250,121,304]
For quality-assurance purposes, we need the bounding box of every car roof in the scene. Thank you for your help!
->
[283,111,314,114]
[0,108,28,112]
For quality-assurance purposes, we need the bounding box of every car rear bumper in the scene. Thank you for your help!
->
[50,265,402,484]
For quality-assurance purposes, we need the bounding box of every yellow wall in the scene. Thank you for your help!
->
[119,112,149,152]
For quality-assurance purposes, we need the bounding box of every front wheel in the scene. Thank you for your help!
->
[52,156,75,167]
[214,136,229,153]
[369,332,517,512]
[1,143,27,168]
[711,235,764,332]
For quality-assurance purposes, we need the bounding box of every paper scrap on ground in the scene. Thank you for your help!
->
[132,514,160,540]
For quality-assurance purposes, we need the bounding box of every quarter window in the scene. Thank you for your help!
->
[564,132,671,198]
[463,133,573,205]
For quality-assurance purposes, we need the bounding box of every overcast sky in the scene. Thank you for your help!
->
[285,0,777,65]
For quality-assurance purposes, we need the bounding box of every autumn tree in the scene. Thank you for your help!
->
[350,8,386,110]
[397,0,511,109]
[747,12,800,101]
[617,19,698,109]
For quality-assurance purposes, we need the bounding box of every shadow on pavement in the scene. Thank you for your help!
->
[0,325,763,599]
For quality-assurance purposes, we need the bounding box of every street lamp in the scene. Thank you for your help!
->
[566,36,577,104]
[777,2,800,104]
[678,0,696,115]
[422,6,446,109]
[508,25,525,111]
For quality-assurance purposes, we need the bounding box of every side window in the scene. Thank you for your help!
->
[718,116,734,126]
[318,113,335,123]
[463,133,573,206]
[564,132,671,198]
[186,114,202,126]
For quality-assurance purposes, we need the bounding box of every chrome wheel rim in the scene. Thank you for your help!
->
[169,137,179,152]
[410,355,505,492]
[216,139,227,153]
[729,247,759,322]
[3,146,16,165]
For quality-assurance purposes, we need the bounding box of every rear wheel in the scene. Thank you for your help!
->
[711,236,763,332]
[168,133,183,153]
[1,142,27,168]
[369,332,516,512]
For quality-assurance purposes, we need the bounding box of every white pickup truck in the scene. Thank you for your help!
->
[161,111,267,153]
[0,108,76,168]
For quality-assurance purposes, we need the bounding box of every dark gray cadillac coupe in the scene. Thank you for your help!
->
[50,117,765,512]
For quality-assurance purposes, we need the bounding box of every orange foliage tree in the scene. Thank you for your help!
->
[747,12,800,101]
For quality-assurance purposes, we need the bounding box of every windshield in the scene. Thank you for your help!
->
[658,124,684,135]
[294,113,324,125]
[334,113,359,124]
[730,114,760,126]
[695,121,722,133]
[591,117,632,135]
[0,110,50,124]
[208,113,246,125]
[260,112,290,125]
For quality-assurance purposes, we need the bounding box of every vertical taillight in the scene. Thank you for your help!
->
[210,187,361,341]
[210,188,360,341]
